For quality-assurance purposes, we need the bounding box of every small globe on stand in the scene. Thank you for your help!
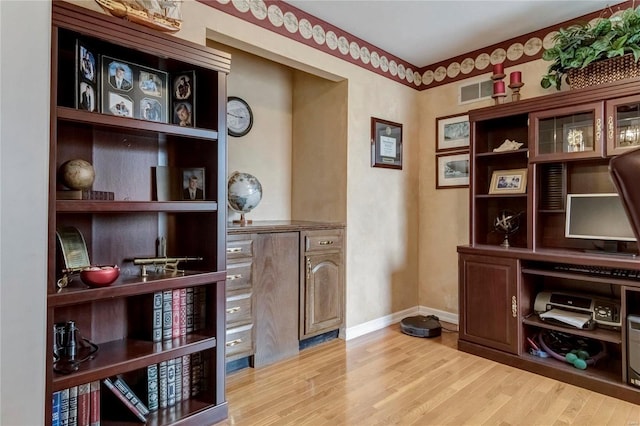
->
[494,210,523,248]
[59,159,95,190]
[227,171,262,225]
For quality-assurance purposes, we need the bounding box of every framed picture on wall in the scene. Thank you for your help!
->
[436,152,470,189]
[371,117,403,169]
[436,113,469,152]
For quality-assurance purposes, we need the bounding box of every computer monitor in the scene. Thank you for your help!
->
[565,193,637,249]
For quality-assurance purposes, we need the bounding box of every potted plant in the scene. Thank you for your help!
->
[541,7,640,90]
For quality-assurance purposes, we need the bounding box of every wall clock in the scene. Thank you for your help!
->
[227,96,253,137]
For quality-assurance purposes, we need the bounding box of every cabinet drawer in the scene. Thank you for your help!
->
[226,323,254,358]
[226,260,252,291]
[226,292,253,326]
[305,230,343,252]
[226,238,253,259]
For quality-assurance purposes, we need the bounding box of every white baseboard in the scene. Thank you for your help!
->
[344,305,458,341]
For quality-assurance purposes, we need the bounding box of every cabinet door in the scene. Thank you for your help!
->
[301,252,344,338]
[530,102,604,162]
[459,254,520,354]
[606,94,640,156]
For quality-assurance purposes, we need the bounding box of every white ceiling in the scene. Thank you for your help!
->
[286,1,617,67]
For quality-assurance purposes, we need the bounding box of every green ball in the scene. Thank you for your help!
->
[574,358,588,370]
[577,350,590,360]
[566,353,578,363]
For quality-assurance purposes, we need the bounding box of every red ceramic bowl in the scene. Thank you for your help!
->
[80,265,120,287]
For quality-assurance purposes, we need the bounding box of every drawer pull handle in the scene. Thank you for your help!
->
[226,338,242,347]
[226,307,241,314]
[319,240,334,245]
[511,296,517,318]
[227,247,242,253]
[226,274,243,281]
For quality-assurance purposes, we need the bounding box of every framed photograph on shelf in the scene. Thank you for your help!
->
[181,168,205,200]
[76,40,98,112]
[436,152,470,189]
[172,71,195,127]
[436,113,469,152]
[371,117,402,169]
[101,56,168,123]
[489,168,528,194]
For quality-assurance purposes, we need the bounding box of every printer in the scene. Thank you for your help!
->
[534,291,621,329]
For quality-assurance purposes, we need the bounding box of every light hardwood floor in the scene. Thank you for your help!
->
[220,325,640,425]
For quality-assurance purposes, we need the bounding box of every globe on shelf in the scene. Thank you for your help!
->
[494,210,523,248]
[59,159,95,190]
[227,171,262,225]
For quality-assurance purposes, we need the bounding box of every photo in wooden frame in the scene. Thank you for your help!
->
[489,168,528,194]
[436,152,470,189]
[76,40,98,112]
[181,168,205,200]
[371,117,402,169]
[436,113,469,152]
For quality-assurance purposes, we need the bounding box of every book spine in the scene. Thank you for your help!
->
[152,291,163,343]
[102,378,147,423]
[186,287,194,334]
[172,289,181,339]
[167,358,176,407]
[113,377,149,415]
[69,385,78,426]
[77,383,90,426]
[89,381,100,426]
[190,352,202,397]
[52,391,62,426]
[179,288,187,337]
[174,357,182,403]
[162,290,172,341]
[146,364,159,412]
[158,361,168,409]
[60,387,70,426]
[181,354,191,401]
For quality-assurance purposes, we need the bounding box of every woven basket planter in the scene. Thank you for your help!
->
[567,54,640,89]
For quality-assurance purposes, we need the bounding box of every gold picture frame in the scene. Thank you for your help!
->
[489,168,528,194]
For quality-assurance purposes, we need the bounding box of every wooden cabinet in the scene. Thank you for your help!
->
[458,254,520,354]
[300,229,345,339]
[47,3,229,424]
[225,234,255,362]
[227,221,345,367]
[460,78,640,405]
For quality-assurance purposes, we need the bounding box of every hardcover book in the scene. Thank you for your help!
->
[113,377,149,415]
[102,378,147,423]
[147,364,159,411]
[68,385,78,426]
[77,383,90,426]
[158,361,168,409]
[52,391,62,426]
[89,381,100,426]
[172,289,181,339]
[179,288,187,337]
[162,290,173,341]
[190,352,202,397]
[186,287,194,333]
[182,354,191,401]
[60,387,70,426]
[167,358,176,406]
[174,357,183,404]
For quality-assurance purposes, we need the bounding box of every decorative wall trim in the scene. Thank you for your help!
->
[198,0,631,91]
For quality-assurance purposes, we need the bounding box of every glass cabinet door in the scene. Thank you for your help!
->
[530,102,604,162]
[606,95,640,156]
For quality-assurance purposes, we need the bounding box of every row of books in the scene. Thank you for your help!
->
[146,287,207,343]
[52,381,99,426]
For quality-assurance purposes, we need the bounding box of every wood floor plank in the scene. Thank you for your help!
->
[220,325,640,425]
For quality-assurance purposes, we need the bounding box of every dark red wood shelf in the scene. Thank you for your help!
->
[56,200,219,213]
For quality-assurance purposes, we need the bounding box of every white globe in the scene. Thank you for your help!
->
[227,171,262,215]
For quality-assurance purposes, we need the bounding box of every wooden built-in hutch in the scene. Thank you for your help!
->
[459,77,640,403]
[47,2,230,424]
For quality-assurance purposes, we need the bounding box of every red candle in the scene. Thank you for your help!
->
[510,71,522,84]
[493,63,504,75]
[493,80,505,94]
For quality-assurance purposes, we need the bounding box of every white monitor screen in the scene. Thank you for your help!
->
[565,193,636,242]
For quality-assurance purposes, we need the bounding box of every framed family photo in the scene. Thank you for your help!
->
[76,40,98,112]
[489,168,528,194]
[436,152,470,189]
[172,71,195,127]
[371,117,403,169]
[101,56,168,123]
[436,113,470,152]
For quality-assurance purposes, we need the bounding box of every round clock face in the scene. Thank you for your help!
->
[227,97,253,137]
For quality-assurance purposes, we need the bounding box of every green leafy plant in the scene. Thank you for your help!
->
[541,7,640,90]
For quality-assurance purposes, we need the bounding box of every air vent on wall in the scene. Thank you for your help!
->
[459,79,493,105]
